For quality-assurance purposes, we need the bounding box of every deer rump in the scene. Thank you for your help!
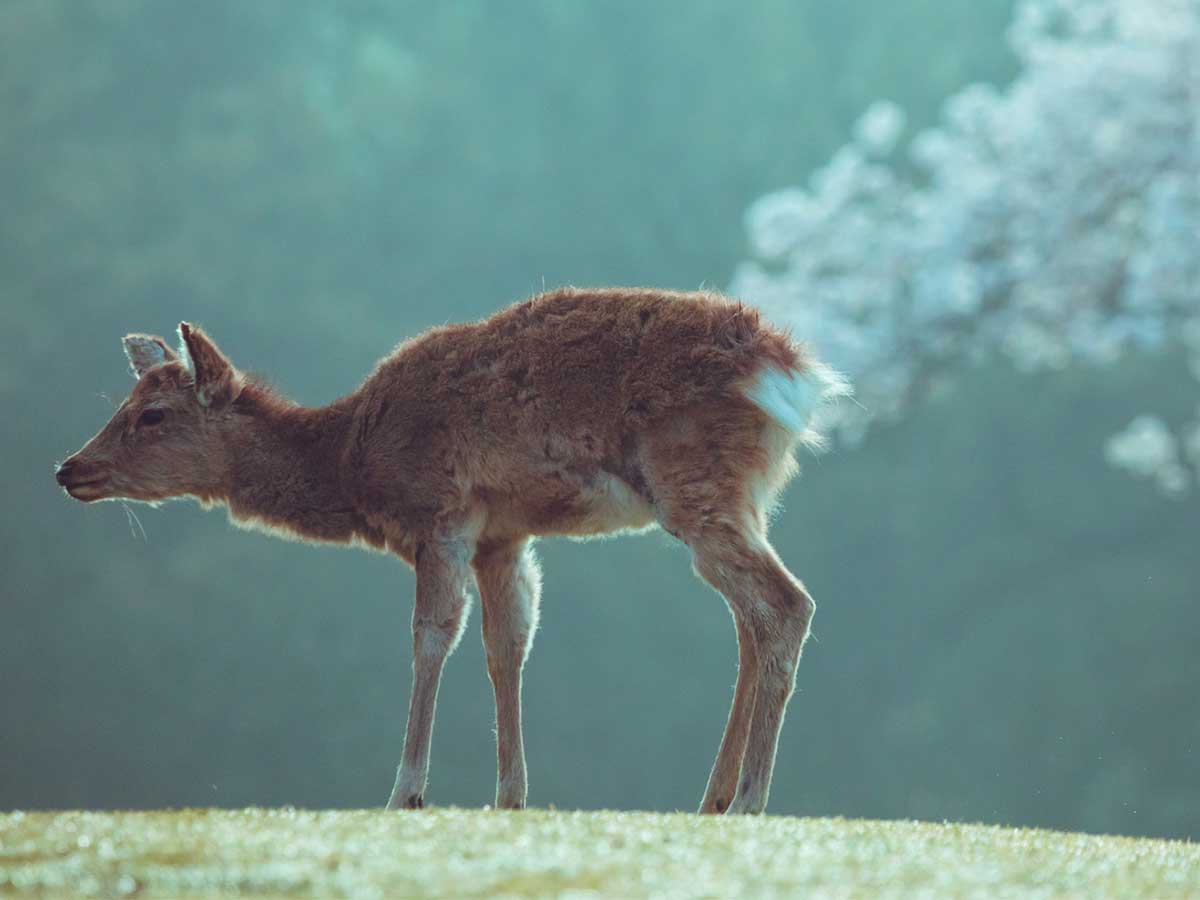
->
[346,288,843,544]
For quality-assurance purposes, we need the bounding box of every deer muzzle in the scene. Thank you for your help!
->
[55,458,111,502]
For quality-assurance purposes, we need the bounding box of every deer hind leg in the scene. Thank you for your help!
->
[687,524,814,815]
[473,537,542,810]
[699,607,759,814]
[387,537,472,810]
[642,405,812,815]
[722,540,813,814]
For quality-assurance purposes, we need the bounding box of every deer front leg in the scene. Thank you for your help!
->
[473,538,541,810]
[387,538,472,810]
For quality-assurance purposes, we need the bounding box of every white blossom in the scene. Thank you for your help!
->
[1105,416,1187,496]
[733,0,1200,494]
[853,101,906,157]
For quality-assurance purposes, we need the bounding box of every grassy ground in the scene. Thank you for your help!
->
[1,808,1196,898]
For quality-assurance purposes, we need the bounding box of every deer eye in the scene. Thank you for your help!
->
[138,408,166,427]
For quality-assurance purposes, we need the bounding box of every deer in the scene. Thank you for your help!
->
[56,287,847,814]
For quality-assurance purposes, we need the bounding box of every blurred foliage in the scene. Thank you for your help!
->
[2,0,1196,841]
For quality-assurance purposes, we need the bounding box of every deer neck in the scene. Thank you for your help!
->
[218,390,362,544]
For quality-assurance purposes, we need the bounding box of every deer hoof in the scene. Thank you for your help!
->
[386,793,425,811]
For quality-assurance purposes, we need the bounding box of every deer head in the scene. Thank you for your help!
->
[56,323,244,504]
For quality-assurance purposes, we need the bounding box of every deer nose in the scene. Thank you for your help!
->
[55,460,76,486]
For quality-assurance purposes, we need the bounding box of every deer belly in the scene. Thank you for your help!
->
[489,470,658,539]
[565,474,657,537]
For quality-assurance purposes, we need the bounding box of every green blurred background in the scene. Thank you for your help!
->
[2,0,1196,840]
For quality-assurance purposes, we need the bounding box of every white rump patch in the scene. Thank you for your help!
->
[745,360,851,450]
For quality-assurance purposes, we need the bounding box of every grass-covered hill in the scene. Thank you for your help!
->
[1,809,1196,898]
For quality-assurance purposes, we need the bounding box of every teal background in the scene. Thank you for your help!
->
[2,1,1195,839]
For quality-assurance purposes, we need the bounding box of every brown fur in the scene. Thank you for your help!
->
[57,287,833,814]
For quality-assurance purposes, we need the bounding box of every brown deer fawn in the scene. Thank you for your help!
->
[56,287,846,814]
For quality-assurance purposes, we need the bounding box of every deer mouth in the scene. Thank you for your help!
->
[63,476,111,502]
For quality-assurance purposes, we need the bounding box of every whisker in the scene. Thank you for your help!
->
[121,501,148,543]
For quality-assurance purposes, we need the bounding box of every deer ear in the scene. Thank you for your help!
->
[123,334,178,378]
[178,322,242,408]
